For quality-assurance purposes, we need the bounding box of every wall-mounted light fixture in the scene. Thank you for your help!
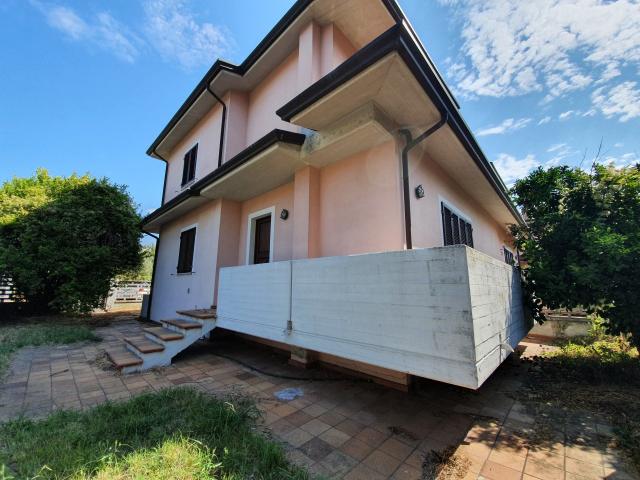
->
[280,209,289,220]
[415,185,425,199]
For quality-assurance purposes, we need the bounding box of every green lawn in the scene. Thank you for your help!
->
[0,322,99,378]
[0,388,310,480]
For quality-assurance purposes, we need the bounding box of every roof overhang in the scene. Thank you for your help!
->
[277,25,525,226]
[147,0,406,159]
[142,130,306,232]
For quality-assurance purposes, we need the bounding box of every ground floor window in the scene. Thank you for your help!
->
[177,227,196,273]
[441,202,474,248]
[504,247,515,266]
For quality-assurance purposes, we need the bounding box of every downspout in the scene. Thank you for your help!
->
[142,230,160,322]
[205,83,228,168]
[152,148,169,207]
[399,112,449,250]
[145,148,169,323]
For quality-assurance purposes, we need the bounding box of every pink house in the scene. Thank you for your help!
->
[113,0,528,390]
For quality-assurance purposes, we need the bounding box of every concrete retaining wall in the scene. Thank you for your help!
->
[217,246,527,389]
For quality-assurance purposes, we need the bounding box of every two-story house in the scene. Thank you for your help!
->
[111,0,528,390]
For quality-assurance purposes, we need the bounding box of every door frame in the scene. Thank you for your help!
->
[245,206,275,265]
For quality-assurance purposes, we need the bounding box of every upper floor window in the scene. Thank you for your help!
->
[441,202,474,248]
[177,227,196,273]
[181,144,198,186]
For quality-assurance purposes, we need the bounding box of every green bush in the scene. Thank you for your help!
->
[511,164,640,346]
[0,169,142,313]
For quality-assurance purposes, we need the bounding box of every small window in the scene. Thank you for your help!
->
[441,202,474,248]
[181,144,198,186]
[177,227,196,273]
[504,247,515,266]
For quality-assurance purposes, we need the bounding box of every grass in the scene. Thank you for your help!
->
[519,330,640,472]
[0,321,99,378]
[0,388,310,480]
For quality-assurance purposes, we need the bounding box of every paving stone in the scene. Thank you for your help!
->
[320,450,359,477]
[363,449,402,476]
[299,437,334,462]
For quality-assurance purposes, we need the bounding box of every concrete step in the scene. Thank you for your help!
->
[143,326,184,342]
[106,348,142,369]
[163,318,203,330]
[176,308,217,320]
[124,336,165,354]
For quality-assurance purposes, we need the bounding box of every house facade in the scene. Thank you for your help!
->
[140,0,527,389]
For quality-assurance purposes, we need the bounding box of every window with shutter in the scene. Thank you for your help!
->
[441,203,474,248]
[504,247,515,265]
[181,144,198,186]
[177,227,196,273]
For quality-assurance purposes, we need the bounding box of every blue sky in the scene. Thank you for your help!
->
[1,0,639,220]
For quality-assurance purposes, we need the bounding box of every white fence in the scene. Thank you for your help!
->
[218,246,526,389]
[104,281,151,311]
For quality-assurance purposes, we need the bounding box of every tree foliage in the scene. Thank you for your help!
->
[511,164,640,346]
[0,169,142,313]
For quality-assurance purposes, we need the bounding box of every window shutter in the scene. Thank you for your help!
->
[459,217,467,245]
[177,227,196,273]
[442,204,453,246]
[441,202,474,248]
[451,213,460,244]
[181,144,198,186]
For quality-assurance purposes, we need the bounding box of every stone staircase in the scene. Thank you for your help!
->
[107,309,217,374]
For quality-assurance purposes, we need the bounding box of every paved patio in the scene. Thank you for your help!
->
[0,318,636,480]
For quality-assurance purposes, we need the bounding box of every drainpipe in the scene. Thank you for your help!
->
[142,230,160,322]
[205,83,227,168]
[399,112,449,250]
[152,148,169,207]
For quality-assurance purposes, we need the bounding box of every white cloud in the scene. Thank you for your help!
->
[44,5,88,39]
[492,153,540,185]
[442,0,640,103]
[31,1,140,62]
[591,81,640,122]
[31,0,234,69]
[600,152,639,168]
[558,110,576,120]
[476,117,531,137]
[546,143,579,166]
[547,143,567,153]
[614,142,624,148]
[143,0,234,69]
[538,116,552,125]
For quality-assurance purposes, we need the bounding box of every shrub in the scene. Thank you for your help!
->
[0,169,142,313]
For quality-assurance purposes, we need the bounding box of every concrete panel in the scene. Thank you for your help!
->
[466,247,527,387]
[217,246,526,389]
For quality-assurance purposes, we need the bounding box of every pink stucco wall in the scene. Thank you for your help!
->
[163,104,223,203]
[321,23,356,75]
[408,149,513,261]
[151,200,221,320]
[318,141,405,257]
[245,51,300,146]
[236,182,295,264]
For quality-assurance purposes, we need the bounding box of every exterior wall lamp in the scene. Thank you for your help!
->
[415,185,425,199]
[280,209,289,220]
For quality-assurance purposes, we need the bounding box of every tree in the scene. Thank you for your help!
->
[510,164,640,346]
[0,169,143,313]
[117,244,155,282]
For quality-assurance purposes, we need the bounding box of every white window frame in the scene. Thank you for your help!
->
[438,196,474,247]
[245,207,275,265]
[177,223,198,275]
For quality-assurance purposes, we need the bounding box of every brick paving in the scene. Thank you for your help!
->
[0,319,636,480]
